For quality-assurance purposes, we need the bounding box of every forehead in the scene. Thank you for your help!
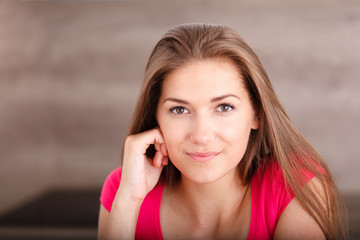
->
[161,58,247,99]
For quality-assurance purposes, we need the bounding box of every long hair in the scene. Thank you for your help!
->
[126,23,347,239]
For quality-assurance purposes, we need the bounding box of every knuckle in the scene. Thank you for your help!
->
[124,135,137,148]
[124,135,133,144]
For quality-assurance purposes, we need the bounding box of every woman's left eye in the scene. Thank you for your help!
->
[216,104,234,112]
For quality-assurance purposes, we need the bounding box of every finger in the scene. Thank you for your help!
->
[153,151,163,167]
[160,143,168,156]
[154,142,161,152]
[141,129,165,147]
[128,129,164,155]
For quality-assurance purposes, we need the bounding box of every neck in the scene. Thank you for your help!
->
[175,169,249,228]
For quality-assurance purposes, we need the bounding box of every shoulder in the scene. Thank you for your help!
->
[250,160,320,239]
[99,167,165,214]
[251,160,325,239]
[273,177,326,239]
[100,167,123,212]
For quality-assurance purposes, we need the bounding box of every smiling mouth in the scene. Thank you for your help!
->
[185,152,220,162]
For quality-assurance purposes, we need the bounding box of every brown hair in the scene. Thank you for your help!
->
[126,23,347,239]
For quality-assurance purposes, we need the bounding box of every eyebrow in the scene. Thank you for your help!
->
[211,94,240,102]
[163,94,240,104]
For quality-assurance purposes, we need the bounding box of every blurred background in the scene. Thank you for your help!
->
[0,0,359,239]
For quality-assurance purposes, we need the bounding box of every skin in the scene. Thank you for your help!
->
[98,58,325,240]
[156,58,258,239]
[156,58,259,185]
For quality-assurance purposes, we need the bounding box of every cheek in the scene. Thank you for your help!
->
[223,126,248,144]
[221,116,253,146]
[158,119,187,152]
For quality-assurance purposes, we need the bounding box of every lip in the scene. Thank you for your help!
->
[185,152,220,162]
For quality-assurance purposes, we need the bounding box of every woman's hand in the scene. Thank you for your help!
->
[99,128,168,240]
[119,128,169,203]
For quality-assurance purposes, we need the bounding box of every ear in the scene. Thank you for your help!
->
[251,113,260,130]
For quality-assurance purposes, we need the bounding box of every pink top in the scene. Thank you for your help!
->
[100,161,310,239]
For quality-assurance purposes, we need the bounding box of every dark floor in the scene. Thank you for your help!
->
[0,190,358,240]
[0,189,100,240]
[344,194,360,240]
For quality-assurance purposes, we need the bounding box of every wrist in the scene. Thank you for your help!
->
[105,187,142,240]
[115,185,146,207]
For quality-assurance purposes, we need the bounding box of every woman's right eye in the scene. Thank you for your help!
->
[170,107,189,114]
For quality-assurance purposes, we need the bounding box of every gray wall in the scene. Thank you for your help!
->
[0,0,359,215]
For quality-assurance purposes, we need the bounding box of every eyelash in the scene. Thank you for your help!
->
[169,103,235,115]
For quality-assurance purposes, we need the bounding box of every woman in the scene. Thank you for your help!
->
[98,23,347,239]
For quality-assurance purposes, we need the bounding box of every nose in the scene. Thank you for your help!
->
[189,114,215,145]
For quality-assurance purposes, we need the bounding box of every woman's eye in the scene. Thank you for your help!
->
[216,104,234,112]
[170,107,189,114]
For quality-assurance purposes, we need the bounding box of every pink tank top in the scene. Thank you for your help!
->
[100,161,305,239]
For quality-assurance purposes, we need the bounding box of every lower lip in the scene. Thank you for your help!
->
[186,152,220,162]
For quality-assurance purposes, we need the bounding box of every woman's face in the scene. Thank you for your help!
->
[156,58,259,184]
